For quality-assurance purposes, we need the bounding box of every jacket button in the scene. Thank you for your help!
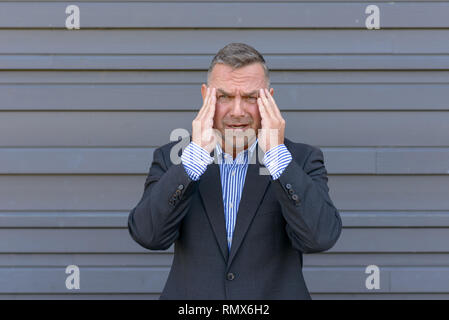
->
[226,272,235,281]
[292,194,299,201]
[285,183,292,190]
[288,189,294,195]
[177,184,184,190]
[175,189,181,195]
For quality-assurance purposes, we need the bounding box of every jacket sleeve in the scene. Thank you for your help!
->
[127,146,197,250]
[272,146,342,253]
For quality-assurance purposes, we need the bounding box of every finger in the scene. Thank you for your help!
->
[202,87,215,121]
[265,88,282,119]
[257,95,268,121]
[197,87,211,119]
[207,88,216,120]
[257,97,269,150]
[204,99,217,145]
[196,87,209,120]
[259,88,275,119]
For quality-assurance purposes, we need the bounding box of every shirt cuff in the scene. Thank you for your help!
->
[262,144,292,180]
[181,142,214,181]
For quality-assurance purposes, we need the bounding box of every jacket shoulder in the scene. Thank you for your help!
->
[153,138,190,167]
[284,137,321,160]
[156,140,182,154]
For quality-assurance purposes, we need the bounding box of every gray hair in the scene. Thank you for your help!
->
[207,43,270,87]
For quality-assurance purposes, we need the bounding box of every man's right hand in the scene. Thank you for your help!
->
[192,87,218,153]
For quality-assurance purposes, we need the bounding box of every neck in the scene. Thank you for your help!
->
[219,137,256,159]
[221,143,245,159]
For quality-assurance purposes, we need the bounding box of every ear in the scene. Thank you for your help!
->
[201,84,208,100]
[269,87,274,96]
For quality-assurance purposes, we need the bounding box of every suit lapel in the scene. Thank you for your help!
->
[227,147,271,268]
[198,156,229,263]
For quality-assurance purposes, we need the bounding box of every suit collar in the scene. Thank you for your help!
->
[198,141,270,267]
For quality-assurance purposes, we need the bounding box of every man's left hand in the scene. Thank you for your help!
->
[257,88,286,153]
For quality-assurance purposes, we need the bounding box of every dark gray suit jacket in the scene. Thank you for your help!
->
[128,137,342,300]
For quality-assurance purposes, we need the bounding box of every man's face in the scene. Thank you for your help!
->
[202,62,273,151]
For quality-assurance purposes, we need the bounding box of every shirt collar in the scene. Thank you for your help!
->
[215,138,258,165]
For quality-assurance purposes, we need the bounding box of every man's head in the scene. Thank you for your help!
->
[201,43,274,154]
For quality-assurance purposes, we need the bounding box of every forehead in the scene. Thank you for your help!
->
[209,63,267,94]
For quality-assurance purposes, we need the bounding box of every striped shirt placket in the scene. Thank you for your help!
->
[216,140,258,251]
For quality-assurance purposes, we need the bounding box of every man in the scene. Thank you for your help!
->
[128,43,342,300]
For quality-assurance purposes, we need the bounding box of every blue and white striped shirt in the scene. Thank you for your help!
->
[181,139,292,250]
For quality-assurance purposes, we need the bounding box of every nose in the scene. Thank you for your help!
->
[229,97,245,118]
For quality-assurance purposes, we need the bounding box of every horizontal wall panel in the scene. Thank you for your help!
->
[0,148,155,174]
[0,253,173,267]
[1,213,449,253]
[3,30,449,54]
[0,210,449,229]
[333,228,449,253]
[305,267,389,293]
[1,175,448,211]
[2,147,449,174]
[306,267,449,293]
[325,147,449,174]
[2,252,448,268]
[325,148,377,174]
[330,175,449,211]
[377,149,449,174]
[3,70,449,84]
[0,229,147,253]
[1,111,448,147]
[0,212,129,228]
[340,212,449,227]
[3,83,449,111]
[0,175,144,211]
[0,267,168,293]
[392,269,449,292]
[1,266,449,294]
[304,253,449,267]
[1,2,449,28]
[2,211,449,228]
[2,54,449,71]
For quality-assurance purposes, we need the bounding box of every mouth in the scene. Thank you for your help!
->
[225,124,249,130]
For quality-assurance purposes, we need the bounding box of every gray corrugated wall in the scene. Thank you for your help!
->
[1,1,449,299]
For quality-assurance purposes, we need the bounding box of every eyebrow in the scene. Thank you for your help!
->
[217,88,259,97]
